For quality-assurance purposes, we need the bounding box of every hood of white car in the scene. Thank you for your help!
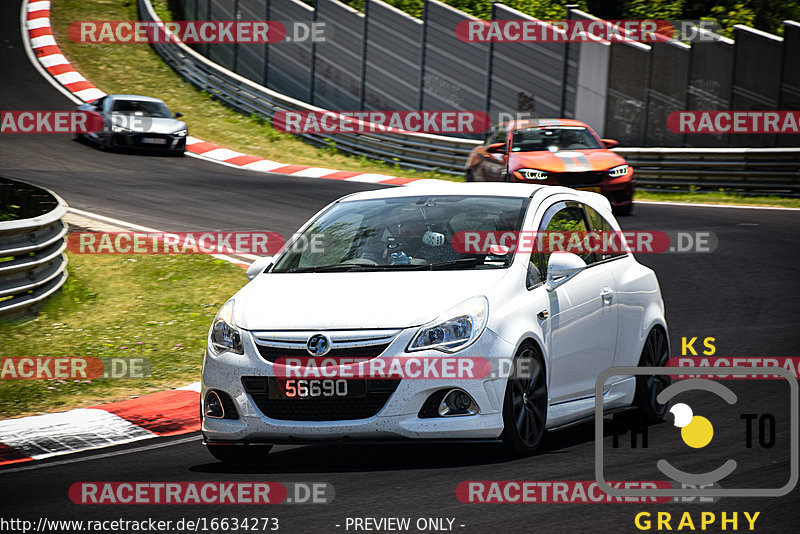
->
[234,270,511,331]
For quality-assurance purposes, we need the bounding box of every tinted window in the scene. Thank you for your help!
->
[530,203,593,281]
[584,205,626,261]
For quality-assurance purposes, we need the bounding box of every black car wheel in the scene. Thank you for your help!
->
[635,327,670,423]
[502,342,548,456]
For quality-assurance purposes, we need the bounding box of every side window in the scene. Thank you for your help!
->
[584,205,625,261]
[529,202,593,284]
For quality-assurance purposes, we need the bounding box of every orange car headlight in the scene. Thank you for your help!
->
[518,168,549,180]
[608,164,630,178]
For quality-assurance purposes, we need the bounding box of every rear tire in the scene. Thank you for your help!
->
[206,444,272,465]
[634,327,670,423]
[502,342,548,456]
[465,169,475,182]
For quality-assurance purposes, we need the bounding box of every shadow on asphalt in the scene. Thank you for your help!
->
[190,417,667,474]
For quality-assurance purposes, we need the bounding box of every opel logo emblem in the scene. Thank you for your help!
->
[306,334,331,356]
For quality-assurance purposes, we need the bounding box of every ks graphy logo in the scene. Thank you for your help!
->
[594,367,798,498]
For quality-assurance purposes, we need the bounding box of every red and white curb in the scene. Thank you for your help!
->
[0,383,200,466]
[22,0,419,186]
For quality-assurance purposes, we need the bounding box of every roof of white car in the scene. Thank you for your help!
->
[107,94,165,103]
[341,180,561,201]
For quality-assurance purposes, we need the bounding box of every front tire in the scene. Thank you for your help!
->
[502,343,548,456]
[634,327,670,423]
[206,444,272,465]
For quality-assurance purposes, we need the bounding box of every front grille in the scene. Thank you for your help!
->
[255,343,391,362]
[251,329,400,363]
[242,376,401,421]
[553,171,605,186]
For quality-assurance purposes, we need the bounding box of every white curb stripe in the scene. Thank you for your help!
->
[53,71,86,84]
[202,148,245,161]
[0,409,155,460]
[27,1,50,13]
[38,53,67,67]
[291,167,339,178]
[26,17,50,29]
[30,34,56,48]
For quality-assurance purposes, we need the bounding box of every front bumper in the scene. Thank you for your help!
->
[201,327,515,443]
[108,131,186,151]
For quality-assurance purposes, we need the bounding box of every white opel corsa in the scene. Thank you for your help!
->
[201,182,669,463]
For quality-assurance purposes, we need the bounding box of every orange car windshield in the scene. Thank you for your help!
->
[511,127,602,152]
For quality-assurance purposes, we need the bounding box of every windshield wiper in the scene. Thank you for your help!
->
[285,262,426,273]
[427,257,487,270]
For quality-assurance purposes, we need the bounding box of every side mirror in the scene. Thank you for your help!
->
[486,142,506,154]
[246,255,274,281]
[601,138,619,149]
[545,253,586,291]
[174,112,183,119]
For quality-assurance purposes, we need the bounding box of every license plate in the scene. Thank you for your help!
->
[268,377,365,400]
[577,187,601,193]
[141,137,167,145]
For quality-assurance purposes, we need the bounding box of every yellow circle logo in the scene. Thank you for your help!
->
[670,403,714,449]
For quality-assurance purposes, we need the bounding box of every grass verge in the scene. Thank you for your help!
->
[0,252,245,418]
[49,0,796,208]
[635,190,800,208]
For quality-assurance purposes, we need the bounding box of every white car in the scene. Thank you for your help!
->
[201,182,669,463]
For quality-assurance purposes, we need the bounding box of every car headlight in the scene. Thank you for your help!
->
[608,164,630,178]
[517,168,549,181]
[209,300,243,355]
[111,125,131,133]
[173,129,187,137]
[408,296,489,353]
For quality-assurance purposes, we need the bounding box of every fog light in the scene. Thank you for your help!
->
[204,390,225,419]
[438,389,478,417]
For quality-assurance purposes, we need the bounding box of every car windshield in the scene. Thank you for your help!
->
[272,195,530,273]
[111,99,173,118]
[511,127,602,152]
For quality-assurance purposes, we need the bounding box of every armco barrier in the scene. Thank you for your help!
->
[139,0,476,177]
[0,178,69,319]
[139,0,800,194]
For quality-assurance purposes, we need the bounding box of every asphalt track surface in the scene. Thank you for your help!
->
[1,1,799,531]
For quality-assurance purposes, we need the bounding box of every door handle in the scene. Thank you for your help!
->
[600,287,614,304]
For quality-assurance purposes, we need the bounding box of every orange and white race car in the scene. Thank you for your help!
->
[465,119,634,215]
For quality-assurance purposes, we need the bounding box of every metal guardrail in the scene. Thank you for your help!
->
[138,0,475,177]
[139,0,800,194]
[618,148,800,196]
[0,178,69,319]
